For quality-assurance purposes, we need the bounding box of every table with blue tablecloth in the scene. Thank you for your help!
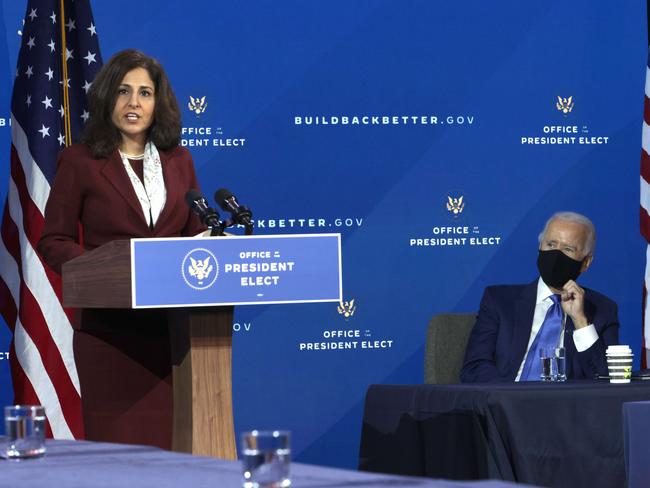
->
[622,400,650,488]
[2,439,538,488]
[359,381,650,488]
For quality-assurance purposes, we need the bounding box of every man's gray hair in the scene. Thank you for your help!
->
[537,211,596,255]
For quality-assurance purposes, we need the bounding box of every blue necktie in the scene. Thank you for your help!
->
[520,294,563,381]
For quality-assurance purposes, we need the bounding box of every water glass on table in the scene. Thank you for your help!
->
[4,405,46,459]
[554,346,566,382]
[539,347,555,381]
[539,347,566,382]
[241,430,291,488]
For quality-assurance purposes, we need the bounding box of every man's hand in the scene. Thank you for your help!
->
[560,280,589,329]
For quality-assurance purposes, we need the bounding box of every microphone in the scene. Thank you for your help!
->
[184,189,224,235]
[214,188,253,227]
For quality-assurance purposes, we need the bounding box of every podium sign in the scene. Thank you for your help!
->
[131,233,342,308]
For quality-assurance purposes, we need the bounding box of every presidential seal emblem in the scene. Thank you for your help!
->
[188,95,207,116]
[446,195,464,216]
[181,248,219,290]
[337,299,356,320]
[556,96,574,114]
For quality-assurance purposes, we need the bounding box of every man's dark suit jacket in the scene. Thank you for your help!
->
[38,143,205,274]
[460,280,619,383]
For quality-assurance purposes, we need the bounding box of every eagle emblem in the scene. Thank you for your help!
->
[188,256,213,284]
[446,195,464,215]
[556,96,574,115]
[188,95,207,116]
[181,248,219,290]
[337,299,356,320]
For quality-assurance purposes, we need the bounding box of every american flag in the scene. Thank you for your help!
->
[642,50,650,368]
[0,0,102,438]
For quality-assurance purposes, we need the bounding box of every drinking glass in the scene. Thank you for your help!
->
[4,405,46,459]
[539,347,554,381]
[555,347,567,382]
[241,430,291,488]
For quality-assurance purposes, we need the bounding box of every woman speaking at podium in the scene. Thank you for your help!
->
[38,49,206,449]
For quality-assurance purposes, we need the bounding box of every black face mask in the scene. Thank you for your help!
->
[537,249,584,289]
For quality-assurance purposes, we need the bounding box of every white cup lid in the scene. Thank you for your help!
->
[606,345,632,353]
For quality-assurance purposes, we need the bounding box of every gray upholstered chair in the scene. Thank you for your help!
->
[424,313,476,384]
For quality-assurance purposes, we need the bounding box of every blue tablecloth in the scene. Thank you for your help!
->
[623,400,650,488]
[360,381,650,488]
[1,439,537,488]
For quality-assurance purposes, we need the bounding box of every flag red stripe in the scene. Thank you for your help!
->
[641,149,650,240]
[642,200,650,220]
[0,272,16,333]
[641,207,650,243]
[639,207,650,243]
[641,149,650,185]
[644,96,650,126]
[0,206,21,271]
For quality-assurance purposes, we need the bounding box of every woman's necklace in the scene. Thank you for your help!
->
[119,149,145,160]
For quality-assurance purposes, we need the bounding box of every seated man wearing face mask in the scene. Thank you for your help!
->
[460,211,619,383]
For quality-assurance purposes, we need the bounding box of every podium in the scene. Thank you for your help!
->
[62,234,341,459]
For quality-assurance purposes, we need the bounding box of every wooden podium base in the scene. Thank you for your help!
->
[168,306,236,459]
[62,240,239,459]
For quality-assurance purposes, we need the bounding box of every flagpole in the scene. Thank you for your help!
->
[59,0,72,146]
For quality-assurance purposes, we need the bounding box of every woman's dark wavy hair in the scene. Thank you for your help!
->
[81,49,181,159]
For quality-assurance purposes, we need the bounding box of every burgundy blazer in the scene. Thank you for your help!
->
[38,143,206,274]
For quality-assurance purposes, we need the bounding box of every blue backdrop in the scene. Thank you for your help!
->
[0,0,646,468]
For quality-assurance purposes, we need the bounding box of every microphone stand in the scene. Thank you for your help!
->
[218,215,254,235]
[205,212,225,236]
[209,224,224,237]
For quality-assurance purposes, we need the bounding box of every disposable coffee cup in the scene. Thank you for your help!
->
[606,345,633,384]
